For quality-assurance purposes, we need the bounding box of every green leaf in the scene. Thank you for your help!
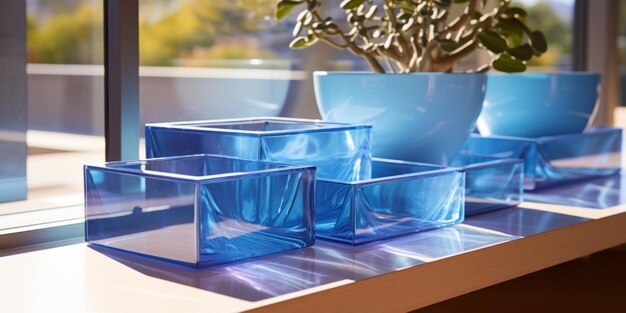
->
[530,31,548,54]
[289,37,308,49]
[492,54,526,73]
[293,21,303,37]
[470,10,482,20]
[507,44,533,61]
[306,34,319,45]
[504,7,527,17]
[297,10,313,25]
[289,35,317,49]
[478,31,508,54]
[496,18,523,47]
[496,18,527,36]
[276,0,303,20]
[340,0,365,10]
[433,0,452,7]
[365,5,378,19]
[504,32,523,48]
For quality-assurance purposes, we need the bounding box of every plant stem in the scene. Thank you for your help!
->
[383,1,412,65]
[418,41,436,71]
[440,0,478,37]
[364,54,386,73]
[310,9,386,72]
[431,15,493,71]
[432,40,478,72]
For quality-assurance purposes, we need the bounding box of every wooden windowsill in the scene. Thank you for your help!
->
[2,179,626,313]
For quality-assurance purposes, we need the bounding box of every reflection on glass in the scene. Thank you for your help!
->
[145,117,373,181]
[451,155,524,216]
[90,224,512,301]
[526,174,626,209]
[465,207,589,237]
[316,160,465,245]
[377,225,515,260]
[463,127,622,190]
[139,0,309,127]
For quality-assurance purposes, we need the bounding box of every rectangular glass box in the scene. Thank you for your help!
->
[145,117,372,181]
[84,154,315,268]
[463,127,622,190]
[315,159,465,245]
[451,155,524,216]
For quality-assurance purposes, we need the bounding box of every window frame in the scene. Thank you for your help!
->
[104,0,140,162]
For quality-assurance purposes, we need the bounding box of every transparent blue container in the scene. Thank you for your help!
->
[451,155,524,216]
[145,117,372,181]
[463,127,622,190]
[315,159,465,245]
[84,154,316,268]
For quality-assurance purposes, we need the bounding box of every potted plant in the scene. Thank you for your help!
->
[276,0,547,164]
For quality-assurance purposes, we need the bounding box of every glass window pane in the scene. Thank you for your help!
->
[458,0,575,72]
[519,0,575,71]
[0,0,104,213]
[138,0,324,158]
[137,0,576,141]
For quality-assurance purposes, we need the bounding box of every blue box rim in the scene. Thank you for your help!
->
[317,158,460,186]
[450,155,524,172]
[470,126,621,143]
[84,153,316,183]
[146,116,372,137]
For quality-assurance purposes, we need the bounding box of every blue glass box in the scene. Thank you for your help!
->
[84,154,315,268]
[463,127,622,190]
[315,159,465,245]
[451,155,524,216]
[145,117,372,181]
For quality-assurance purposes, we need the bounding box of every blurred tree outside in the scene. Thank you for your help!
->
[27,0,279,66]
[521,2,572,68]
[27,2,103,64]
[27,0,569,68]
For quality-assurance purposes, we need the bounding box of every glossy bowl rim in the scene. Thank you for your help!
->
[486,71,600,77]
[313,71,487,76]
